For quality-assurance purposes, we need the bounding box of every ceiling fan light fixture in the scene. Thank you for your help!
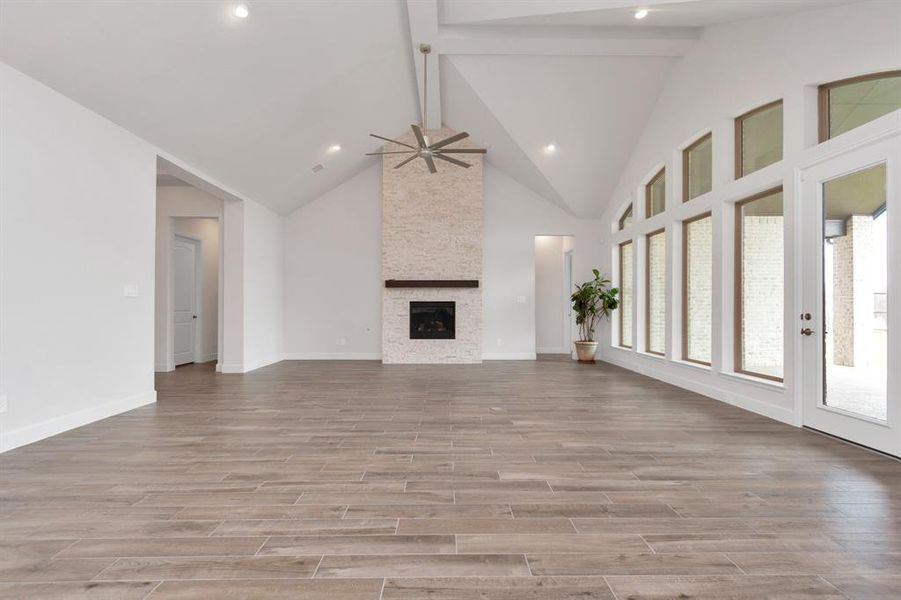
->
[366,43,486,173]
[328,144,341,153]
[544,143,557,154]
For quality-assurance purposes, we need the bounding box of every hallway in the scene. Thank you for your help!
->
[1,359,899,599]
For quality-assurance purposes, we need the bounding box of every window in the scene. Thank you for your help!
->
[682,213,713,365]
[618,204,633,230]
[819,70,901,142]
[735,187,784,381]
[645,168,665,218]
[645,229,666,355]
[683,134,712,201]
[619,241,633,348]
[735,100,783,178]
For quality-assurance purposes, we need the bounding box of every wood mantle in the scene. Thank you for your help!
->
[385,279,479,289]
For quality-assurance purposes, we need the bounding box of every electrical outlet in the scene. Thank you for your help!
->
[123,284,139,297]
[0,395,7,414]
[336,337,346,346]
[516,295,527,304]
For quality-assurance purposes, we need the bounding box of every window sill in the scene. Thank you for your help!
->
[608,345,633,353]
[720,370,785,391]
[671,359,712,373]
[637,351,667,362]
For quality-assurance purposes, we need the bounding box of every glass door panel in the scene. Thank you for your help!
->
[822,164,888,421]
[800,134,899,458]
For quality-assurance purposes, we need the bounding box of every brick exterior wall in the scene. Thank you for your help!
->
[620,242,633,347]
[685,216,712,362]
[647,232,666,353]
[832,215,874,367]
[741,215,783,376]
[382,128,483,364]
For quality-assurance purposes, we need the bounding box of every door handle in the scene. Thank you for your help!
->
[800,327,814,336]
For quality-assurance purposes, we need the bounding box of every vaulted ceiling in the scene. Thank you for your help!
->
[0,0,853,217]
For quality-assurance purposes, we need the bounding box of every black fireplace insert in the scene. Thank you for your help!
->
[409,301,455,339]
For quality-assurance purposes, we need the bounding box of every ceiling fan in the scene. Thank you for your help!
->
[366,43,486,173]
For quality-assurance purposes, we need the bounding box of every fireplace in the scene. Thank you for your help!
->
[410,301,455,339]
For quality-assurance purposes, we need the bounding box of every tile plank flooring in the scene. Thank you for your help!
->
[1,357,900,599]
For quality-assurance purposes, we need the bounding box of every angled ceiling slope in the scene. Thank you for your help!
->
[440,56,568,213]
[448,54,676,218]
[0,0,419,215]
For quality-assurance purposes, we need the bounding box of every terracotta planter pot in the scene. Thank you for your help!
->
[574,341,599,364]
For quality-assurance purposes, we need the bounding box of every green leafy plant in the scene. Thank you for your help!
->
[571,269,619,342]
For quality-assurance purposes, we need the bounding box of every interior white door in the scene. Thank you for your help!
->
[799,134,900,457]
[173,237,197,367]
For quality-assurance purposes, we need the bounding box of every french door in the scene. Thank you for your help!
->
[799,134,900,457]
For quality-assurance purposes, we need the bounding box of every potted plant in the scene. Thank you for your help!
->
[570,269,619,363]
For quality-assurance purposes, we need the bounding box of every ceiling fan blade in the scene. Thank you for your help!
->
[365,150,416,155]
[393,154,420,169]
[370,133,417,150]
[410,124,428,149]
[434,153,471,168]
[429,131,469,150]
[434,148,487,154]
[423,154,438,174]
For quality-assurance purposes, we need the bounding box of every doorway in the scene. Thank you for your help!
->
[173,235,200,366]
[534,235,576,355]
[799,133,899,457]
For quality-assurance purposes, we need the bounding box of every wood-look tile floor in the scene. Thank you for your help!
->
[1,357,900,599]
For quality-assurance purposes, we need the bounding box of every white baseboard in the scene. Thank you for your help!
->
[283,352,382,361]
[601,352,795,426]
[536,347,568,354]
[220,356,283,374]
[0,390,157,453]
[197,353,218,364]
[154,362,174,373]
[482,352,537,360]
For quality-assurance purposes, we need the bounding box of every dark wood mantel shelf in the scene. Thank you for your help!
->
[385,279,479,288]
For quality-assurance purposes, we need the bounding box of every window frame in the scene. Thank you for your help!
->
[733,185,784,383]
[618,240,633,349]
[618,203,633,231]
[682,133,712,203]
[645,168,666,219]
[734,99,783,180]
[681,211,713,366]
[818,69,901,143]
[644,227,666,356]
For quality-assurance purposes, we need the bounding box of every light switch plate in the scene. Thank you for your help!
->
[123,284,139,298]
[516,295,527,304]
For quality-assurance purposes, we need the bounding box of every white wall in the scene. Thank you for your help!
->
[284,165,382,359]
[599,1,901,425]
[173,218,219,363]
[242,198,285,371]
[155,186,223,371]
[0,64,157,451]
[283,162,604,360]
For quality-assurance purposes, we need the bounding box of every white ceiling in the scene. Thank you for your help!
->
[439,0,851,28]
[0,0,858,216]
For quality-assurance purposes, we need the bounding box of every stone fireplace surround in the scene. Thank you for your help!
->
[381,127,483,364]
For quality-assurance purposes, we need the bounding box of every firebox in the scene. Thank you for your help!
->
[409,301,455,339]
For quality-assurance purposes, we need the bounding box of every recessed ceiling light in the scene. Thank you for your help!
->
[544,143,556,154]
[233,3,250,19]
[634,8,649,19]
[328,144,341,153]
